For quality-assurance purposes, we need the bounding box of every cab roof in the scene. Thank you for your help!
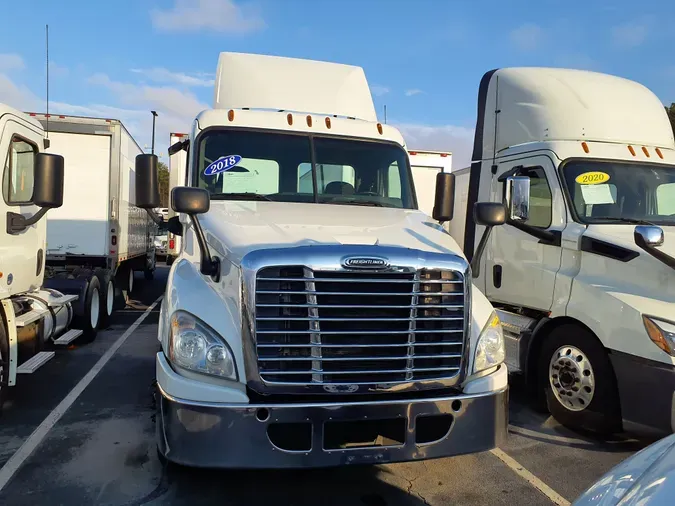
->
[475,67,675,161]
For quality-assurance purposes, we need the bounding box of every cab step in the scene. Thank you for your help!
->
[53,329,83,345]
[495,309,538,374]
[16,352,55,374]
[15,308,48,327]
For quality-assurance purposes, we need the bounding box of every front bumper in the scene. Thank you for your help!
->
[610,351,675,435]
[157,378,508,469]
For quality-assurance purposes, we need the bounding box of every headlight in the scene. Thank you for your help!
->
[169,311,237,380]
[473,312,505,374]
[643,316,675,356]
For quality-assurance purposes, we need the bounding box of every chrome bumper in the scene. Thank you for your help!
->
[157,384,508,469]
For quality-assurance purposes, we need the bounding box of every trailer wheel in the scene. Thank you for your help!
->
[0,313,9,412]
[144,268,154,281]
[73,275,101,343]
[539,324,621,435]
[94,268,115,329]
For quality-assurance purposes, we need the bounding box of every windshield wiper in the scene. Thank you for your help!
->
[592,217,656,226]
[323,198,393,208]
[210,193,273,201]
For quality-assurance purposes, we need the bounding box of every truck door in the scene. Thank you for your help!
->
[0,120,44,297]
[485,156,565,311]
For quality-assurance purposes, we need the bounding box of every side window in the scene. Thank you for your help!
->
[656,182,675,215]
[2,137,37,204]
[520,166,552,228]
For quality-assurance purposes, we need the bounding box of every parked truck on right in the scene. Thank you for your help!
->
[448,67,675,435]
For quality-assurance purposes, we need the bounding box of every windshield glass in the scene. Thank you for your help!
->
[562,160,675,226]
[194,129,415,208]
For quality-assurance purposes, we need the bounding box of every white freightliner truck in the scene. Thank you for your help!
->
[27,113,157,332]
[166,132,189,265]
[134,52,508,468]
[0,104,85,407]
[448,67,675,435]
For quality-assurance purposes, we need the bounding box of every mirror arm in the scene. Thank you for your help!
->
[143,208,164,225]
[471,225,494,278]
[189,214,221,281]
[6,207,50,235]
[635,234,675,271]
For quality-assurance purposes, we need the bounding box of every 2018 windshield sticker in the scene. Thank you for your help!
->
[575,171,610,185]
[204,155,242,176]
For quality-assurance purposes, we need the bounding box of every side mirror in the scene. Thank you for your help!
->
[167,216,183,237]
[471,202,506,278]
[135,154,160,209]
[172,187,210,215]
[505,176,530,222]
[474,202,506,227]
[432,172,455,222]
[635,225,664,247]
[33,153,64,208]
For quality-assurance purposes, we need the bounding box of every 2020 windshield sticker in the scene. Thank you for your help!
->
[204,155,242,176]
[575,171,610,185]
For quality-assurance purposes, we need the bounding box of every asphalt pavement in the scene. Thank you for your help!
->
[0,265,659,505]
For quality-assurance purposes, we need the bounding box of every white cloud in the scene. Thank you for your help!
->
[509,23,543,52]
[151,0,265,34]
[0,73,40,111]
[0,53,25,72]
[48,61,69,78]
[611,21,649,48]
[405,89,423,97]
[370,84,390,97]
[130,67,214,87]
[395,123,475,169]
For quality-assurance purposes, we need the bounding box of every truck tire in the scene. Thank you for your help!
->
[166,255,174,266]
[144,268,154,281]
[0,312,9,412]
[72,275,101,343]
[95,268,115,329]
[539,324,621,435]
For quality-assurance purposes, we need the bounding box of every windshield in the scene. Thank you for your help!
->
[562,160,675,226]
[194,129,415,209]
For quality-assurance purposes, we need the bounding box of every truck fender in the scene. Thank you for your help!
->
[44,277,89,317]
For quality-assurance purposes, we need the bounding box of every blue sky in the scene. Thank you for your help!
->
[1,0,674,168]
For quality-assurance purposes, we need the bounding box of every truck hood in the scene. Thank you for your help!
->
[585,224,675,259]
[199,201,463,266]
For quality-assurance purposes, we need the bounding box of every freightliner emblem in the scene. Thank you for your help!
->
[342,256,390,270]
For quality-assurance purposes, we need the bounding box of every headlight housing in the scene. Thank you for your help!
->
[643,316,675,356]
[169,311,237,380]
[473,312,505,374]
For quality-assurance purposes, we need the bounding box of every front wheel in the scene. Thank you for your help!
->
[539,325,622,435]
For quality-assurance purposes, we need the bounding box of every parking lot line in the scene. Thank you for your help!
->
[0,296,163,493]
[490,448,571,506]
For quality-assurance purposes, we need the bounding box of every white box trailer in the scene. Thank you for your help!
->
[408,150,452,217]
[166,132,188,264]
[31,113,156,327]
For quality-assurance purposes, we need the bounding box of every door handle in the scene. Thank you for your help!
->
[493,265,503,289]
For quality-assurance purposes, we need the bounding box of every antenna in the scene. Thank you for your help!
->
[384,104,387,124]
[45,24,49,140]
[491,75,500,175]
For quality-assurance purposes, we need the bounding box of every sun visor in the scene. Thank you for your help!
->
[213,52,378,122]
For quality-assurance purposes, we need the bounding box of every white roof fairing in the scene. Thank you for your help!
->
[213,52,378,122]
[477,67,675,160]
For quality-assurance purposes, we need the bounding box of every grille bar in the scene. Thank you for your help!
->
[255,266,465,386]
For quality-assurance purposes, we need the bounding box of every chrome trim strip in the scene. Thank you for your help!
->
[157,382,507,409]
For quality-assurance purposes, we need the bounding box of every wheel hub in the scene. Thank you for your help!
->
[549,346,595,412]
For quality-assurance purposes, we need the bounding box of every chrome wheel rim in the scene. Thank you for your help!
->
[106,280,114,316]
[549,345,595,412]
[128,269,134,294]
[90,288,100,329]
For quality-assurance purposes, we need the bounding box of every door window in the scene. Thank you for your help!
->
[2,137,36,204]
[520,166,552,228]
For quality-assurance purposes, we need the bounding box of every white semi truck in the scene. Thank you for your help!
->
[28,113,157,331]
[134,52,508,468]
[166,132,189,265]
[0,104,85,408]
[447,67,675,435]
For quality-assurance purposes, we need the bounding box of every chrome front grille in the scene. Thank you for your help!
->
[254,266,466,386]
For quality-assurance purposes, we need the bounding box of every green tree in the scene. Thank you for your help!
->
[666,104,675,136]
[158,161,170,208]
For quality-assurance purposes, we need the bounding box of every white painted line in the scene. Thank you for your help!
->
[0,296,162,492]
[509,424,593,446]
[490,448,571,506]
